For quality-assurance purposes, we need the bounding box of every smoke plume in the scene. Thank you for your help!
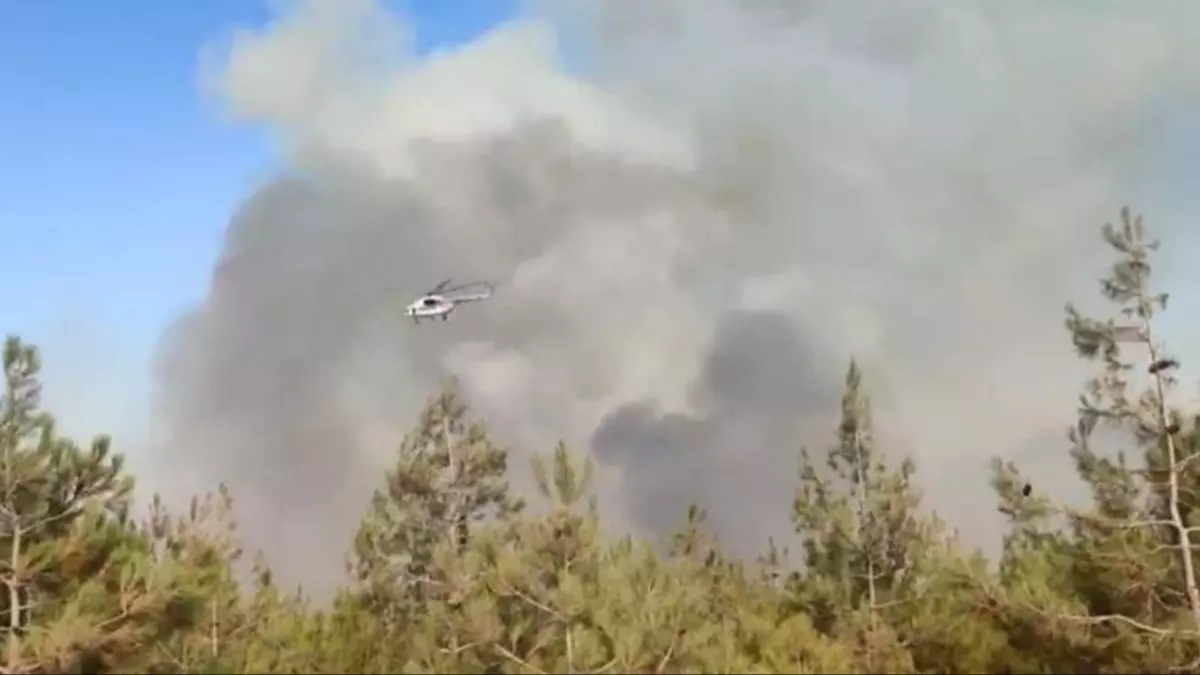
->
[150,0,1200,588]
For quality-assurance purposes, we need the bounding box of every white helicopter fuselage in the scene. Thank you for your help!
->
[405,280,493,325]
[406,294,455,321]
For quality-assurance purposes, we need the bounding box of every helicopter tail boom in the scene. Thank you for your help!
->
[448,292,491,304]
[442,280,495,304]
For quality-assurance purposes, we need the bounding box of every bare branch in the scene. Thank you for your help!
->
[494,644,547,674]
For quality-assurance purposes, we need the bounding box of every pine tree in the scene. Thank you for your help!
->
[1062,207,1200,666]
[483,444,607,673]
[348,379,522,632]
[975,208,1200,672]
[791,361,928,609]
[790,360,944,672]
[139,486,287,674]
[0,336,201,672]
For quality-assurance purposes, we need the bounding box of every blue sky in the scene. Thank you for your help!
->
[0,0,516,436]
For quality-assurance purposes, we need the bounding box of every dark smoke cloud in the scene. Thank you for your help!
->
[147,0,1200,589]
[593,310,841,553]
[151,120,731,587]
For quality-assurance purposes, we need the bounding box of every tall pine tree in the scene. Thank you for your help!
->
[348,380,521,633]
[1063,208,1200,667]
[981,208,1200,672]
[790,360,932,672]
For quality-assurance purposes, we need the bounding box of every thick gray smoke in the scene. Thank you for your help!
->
[150,0,1200,589]
[592,310,843,552]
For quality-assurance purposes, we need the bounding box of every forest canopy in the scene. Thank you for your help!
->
[3,207,1200,673]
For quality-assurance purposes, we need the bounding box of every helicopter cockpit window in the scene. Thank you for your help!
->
[423,297,440,307]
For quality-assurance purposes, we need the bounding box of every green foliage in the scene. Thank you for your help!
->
[0,337,212,673]
[7,205,1200,672]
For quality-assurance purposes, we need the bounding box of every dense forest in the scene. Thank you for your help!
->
[3,208,1200,673]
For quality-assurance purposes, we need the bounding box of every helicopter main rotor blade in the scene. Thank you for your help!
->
[441,280,494,297]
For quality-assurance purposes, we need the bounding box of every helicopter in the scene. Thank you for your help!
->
[405,278,495,324]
